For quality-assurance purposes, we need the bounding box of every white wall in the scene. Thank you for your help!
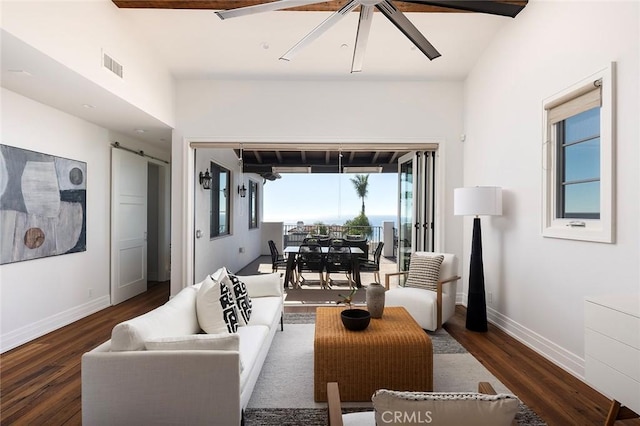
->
[192,147,264,283]
[262,222,285,256]
[1,0,175,127]
[0,89,170,352]
[171,79,467,295]
[463,0,639,377]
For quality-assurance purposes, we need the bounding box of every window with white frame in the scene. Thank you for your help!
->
[210,161,230,238]
[542,64,615,243]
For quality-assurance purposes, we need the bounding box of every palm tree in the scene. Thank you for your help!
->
[350,174,369,215]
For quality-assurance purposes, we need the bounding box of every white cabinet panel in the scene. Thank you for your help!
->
[584,294,640,415]
[585,302,640,349]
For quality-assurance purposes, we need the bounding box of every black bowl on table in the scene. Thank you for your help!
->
[340,308,371,331]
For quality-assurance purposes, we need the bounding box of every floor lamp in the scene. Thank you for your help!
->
[454,186,502,332]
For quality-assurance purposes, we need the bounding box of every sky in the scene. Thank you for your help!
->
[263,173,398,225]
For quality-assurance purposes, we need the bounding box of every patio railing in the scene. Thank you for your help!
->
[282,223,395,259]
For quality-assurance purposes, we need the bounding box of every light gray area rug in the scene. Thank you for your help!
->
[245,314,546,425]
[248,324,505,410]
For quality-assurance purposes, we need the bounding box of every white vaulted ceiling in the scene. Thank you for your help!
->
[1,0,526,148]
[118,8,510,80]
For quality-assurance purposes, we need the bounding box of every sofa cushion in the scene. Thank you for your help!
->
[404,254,444,291]
[145,333,243,371]
[197,273,239,334]
[110,285,200,351]
[236,325,269,392]
[372,389,519,426]
[237,273,282,298]
[247,297,282,328]
[385,286,455,331]
[226,268,252,326]
[144,333,239,351]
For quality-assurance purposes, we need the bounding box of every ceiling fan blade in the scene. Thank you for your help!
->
[351,5,374,73]
[399,1,526,18]
[376,0,441,60]
[280,0,359,62]
[215,0,329,20]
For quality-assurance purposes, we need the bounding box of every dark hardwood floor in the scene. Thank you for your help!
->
[443,305,639,426]
[1,281,637,425]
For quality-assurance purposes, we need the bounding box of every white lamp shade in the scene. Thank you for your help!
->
[454,186,503,216]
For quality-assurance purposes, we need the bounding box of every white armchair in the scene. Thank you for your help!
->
[384,252,460,331]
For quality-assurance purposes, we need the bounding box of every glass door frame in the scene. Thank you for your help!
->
[397,151,437,272]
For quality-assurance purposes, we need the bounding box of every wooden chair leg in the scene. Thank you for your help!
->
[327,382,344,426]
[606,400,622,426]
[478,382,497,395]
[605,399,639,426]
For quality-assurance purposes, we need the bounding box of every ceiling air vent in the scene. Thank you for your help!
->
[102,51,123,78]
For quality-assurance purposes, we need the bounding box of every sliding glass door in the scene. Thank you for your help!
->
[397,151,436,271]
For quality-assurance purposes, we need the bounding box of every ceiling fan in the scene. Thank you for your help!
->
[215,0,527,72]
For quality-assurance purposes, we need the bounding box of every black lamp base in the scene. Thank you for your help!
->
[466,217,488,332]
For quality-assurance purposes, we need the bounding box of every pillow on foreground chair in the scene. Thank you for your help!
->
[384,252,460,331]
[327,382,519,426]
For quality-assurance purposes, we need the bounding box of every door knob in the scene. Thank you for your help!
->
[195,229,203,239]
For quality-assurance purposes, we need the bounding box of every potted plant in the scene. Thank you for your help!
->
[336,289,370,331]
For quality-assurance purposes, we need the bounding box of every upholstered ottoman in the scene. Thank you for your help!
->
[314,307,433,402]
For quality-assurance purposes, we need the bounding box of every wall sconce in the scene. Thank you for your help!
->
[199,169,212,190]
[237,184,247,198]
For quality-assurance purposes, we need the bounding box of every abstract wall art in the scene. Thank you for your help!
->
[0,144,86,264]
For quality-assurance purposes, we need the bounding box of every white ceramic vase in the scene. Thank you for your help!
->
[366,282,385,318]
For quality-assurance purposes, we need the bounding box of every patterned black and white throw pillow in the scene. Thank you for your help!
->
[225,268,252,326]
[404,254,444,292]
[196,272,239,334]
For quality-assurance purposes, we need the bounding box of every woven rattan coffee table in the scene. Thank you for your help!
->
[314,306,433,402]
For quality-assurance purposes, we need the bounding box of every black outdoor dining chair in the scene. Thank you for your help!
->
[325,244,353,289]
[296,242,325,288]
[359,242,384,284]
[268,240,290,275]
[302,237,320,245]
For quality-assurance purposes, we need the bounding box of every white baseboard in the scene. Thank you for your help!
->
[456,292,585,380]
[0,296,111,353]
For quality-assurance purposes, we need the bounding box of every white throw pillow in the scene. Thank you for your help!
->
[196,273,239,334]
[236,272,282,298]
[372,389,519,426]
[110,285,200,351]
[225,268,252,326]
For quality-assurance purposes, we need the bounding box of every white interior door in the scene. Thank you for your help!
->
[111,148,148,305]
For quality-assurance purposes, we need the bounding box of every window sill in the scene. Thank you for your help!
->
[542,222,614,243]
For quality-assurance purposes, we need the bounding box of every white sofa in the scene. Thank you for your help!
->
[82,272,283,426]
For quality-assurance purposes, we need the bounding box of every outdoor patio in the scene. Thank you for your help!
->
[237,253,399,306]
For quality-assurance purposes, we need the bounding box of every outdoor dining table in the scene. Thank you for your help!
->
[282,246,364,289]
